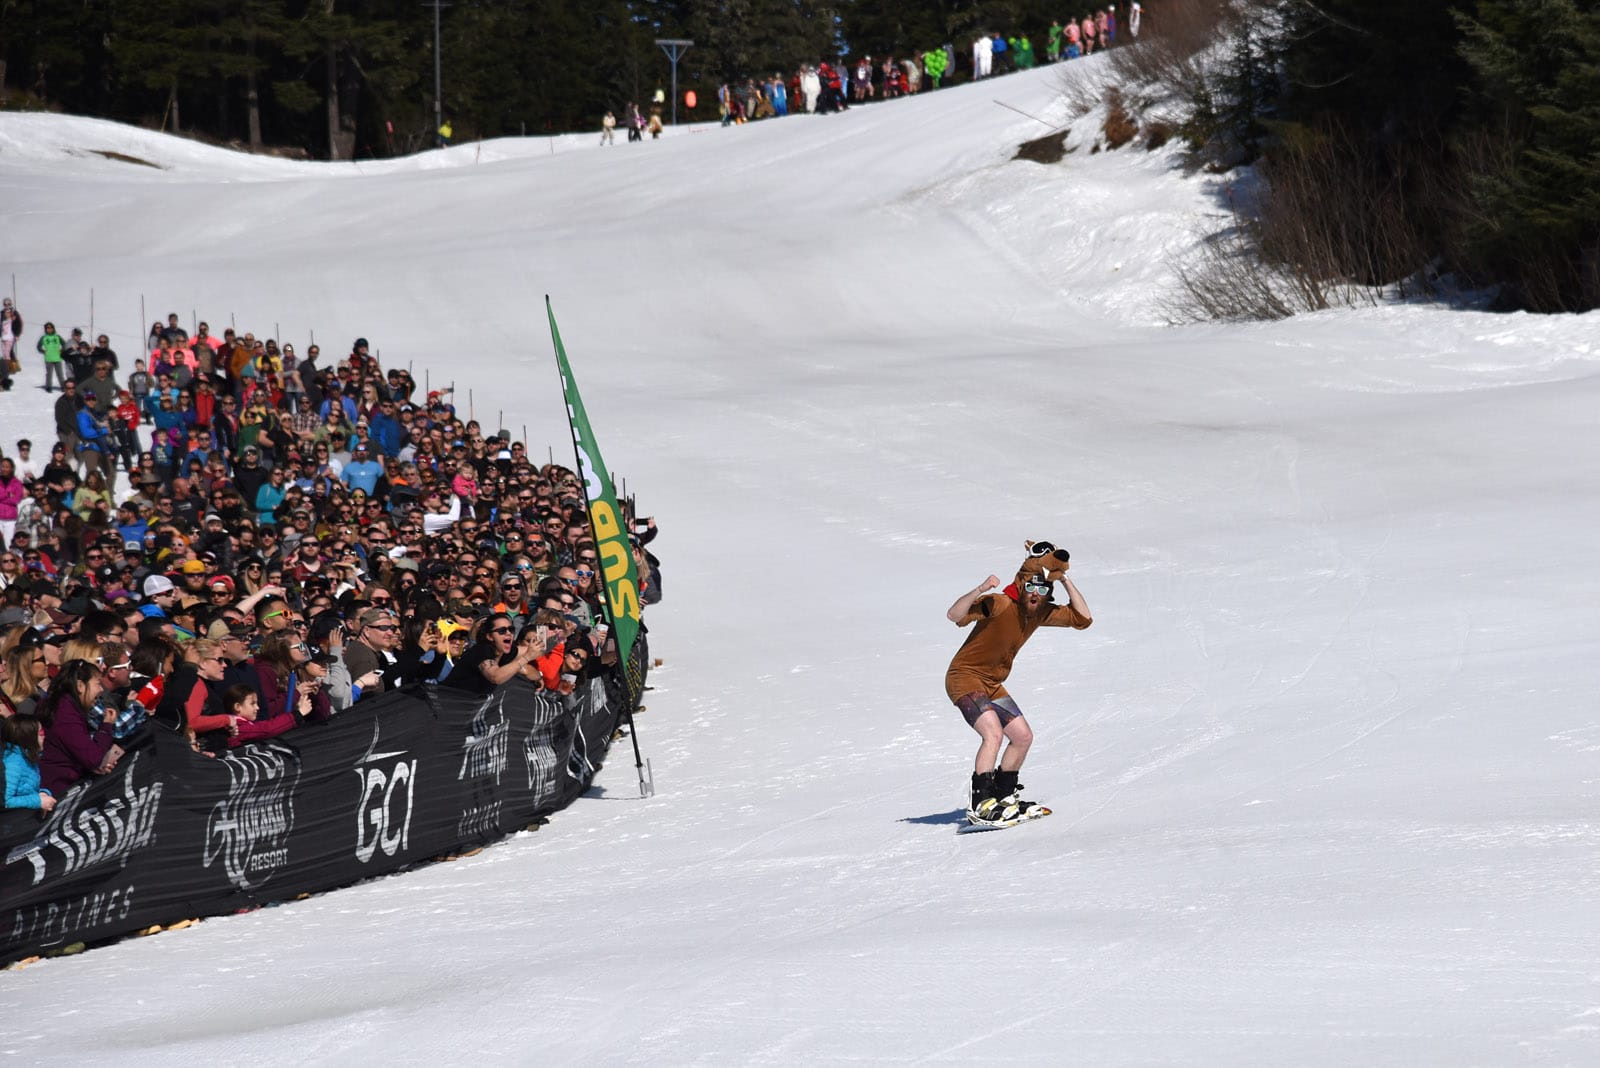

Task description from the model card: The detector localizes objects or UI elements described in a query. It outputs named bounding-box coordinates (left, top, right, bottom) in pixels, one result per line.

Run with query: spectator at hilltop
left=0, top=300, right=22, bottom=391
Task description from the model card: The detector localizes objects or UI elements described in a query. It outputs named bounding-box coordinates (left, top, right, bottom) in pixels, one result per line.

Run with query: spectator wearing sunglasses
left=255, top=595, right=293, bottom=635
left=553, top=565, right=592, bottom=627
left=250, top=633, right=331, bottom=727
left=342, top=607, right=398, bottom=700
left=570, top=560, right=603, bottom=615
left=445, top=612, right=537, bottom=696
left=495, top=570, right=532, bottom=626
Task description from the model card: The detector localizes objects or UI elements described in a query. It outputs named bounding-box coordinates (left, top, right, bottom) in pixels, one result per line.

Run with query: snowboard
left=963, top=805, right=1052, bottom=832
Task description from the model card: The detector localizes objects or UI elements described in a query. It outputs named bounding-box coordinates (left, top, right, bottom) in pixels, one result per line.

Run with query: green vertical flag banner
left=546, top=297, right=642, bottom=666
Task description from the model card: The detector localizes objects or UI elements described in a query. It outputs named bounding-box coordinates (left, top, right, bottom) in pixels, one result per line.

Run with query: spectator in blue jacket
left=340, top=443, right=382, bottom=495
left=3, top=713, right=55, bottom=816
left=369, top=400, right=401, bottom=458
left=75, top=392, right=118, bottom=492
left=319, top=388, right=358, bottom=425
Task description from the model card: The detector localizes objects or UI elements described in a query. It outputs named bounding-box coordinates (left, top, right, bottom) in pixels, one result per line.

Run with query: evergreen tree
left=1457, top=0, right=1600, bottom=310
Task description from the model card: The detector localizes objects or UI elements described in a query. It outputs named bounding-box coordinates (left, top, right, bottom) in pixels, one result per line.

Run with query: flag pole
left=546, top=295, right=653, bottom=798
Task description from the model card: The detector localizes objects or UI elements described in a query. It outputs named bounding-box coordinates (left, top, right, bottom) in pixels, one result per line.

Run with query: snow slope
left=3, top=59, right=1599, bottom=1066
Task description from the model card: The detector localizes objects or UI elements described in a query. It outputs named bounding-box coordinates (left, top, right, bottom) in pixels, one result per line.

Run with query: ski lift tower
left=654, top=38, right=694, bottom=127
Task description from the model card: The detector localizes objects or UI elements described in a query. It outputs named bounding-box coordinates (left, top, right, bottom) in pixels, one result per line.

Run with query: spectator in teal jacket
left=37, top=322, right=67, bottom=393
left=255, top=466, right=289, bottom=524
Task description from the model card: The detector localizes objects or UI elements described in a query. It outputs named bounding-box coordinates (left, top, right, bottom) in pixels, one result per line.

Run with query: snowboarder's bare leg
left=958, top=693, right=1027, bottom=774
left=969, top=707, right=1005, bottom=775
left=998, top=713, right=1033, bottom=773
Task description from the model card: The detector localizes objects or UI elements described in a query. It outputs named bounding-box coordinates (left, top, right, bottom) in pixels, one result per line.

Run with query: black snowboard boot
left=969, top=771, right=1002, bottom=822
left=993, top=768, right=1020, bottom=807
left=992, top=768, right=1044, bottom=821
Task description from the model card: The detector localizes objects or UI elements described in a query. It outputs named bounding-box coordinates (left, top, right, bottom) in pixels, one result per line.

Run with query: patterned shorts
left=954, top=692, right=1023, bottom=728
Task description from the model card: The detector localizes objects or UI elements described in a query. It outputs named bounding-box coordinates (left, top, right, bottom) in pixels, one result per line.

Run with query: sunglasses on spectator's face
left=575, top=569, right=595, bottom=579
left=489, top=626, right=513, bottom=636
left=366, top=623, right=398, bottom=632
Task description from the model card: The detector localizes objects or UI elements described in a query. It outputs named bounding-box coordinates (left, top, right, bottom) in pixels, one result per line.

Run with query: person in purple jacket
left=39, top=659, right=122, bottom=797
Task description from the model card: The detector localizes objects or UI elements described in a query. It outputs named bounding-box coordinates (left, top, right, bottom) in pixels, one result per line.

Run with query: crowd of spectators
left=700, top=4, right=1141, bottom=127
left=0, top=303, right=661, bottom=829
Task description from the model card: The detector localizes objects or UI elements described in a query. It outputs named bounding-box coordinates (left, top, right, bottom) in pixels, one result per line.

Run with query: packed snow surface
left=3, top=60, right=1599, bottom=1066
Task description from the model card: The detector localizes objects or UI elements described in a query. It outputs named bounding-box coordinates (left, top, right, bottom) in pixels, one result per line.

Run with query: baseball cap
left=206, top=619, right=254, bottom=641
left=356, top=607, right=392, bottom=628
left=179, top=559, right=208, bottom=575
left=143, top=574, right=175, bottom=597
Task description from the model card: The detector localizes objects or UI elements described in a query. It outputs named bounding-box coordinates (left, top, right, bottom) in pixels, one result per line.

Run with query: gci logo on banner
left=355, top=719, right=417, bottom=864
left=8, top=752, right=163, bottom=887
left=203, top=743, right=301, bottom=891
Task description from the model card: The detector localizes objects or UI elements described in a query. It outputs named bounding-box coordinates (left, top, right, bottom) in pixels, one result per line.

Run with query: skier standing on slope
left=944, top=541, right=1091, bottom=825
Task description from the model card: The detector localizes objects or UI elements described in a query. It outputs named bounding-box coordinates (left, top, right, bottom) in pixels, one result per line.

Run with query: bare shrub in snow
left=1102, top=88, right=1138, bottom=150
left=1143, top=119, right=1175, bottom=151
left=1015, top=128, right=1072, bottom=164
left=1166, top=213, right=1294, bottom=322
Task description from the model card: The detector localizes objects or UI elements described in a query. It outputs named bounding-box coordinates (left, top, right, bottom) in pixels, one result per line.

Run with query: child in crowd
left=3, top=713, right=55, bottom=815
left=220, top=682, right=299, bottom=747
left=128, top=359, right=152, bottom=415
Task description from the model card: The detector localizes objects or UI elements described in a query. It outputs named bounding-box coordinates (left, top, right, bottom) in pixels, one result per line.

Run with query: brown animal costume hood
left=1006, top=540, right=1070, bottom=600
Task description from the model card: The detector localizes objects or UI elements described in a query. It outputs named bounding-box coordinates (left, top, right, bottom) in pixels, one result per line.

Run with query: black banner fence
left=0, top=638, right=646, bottom=964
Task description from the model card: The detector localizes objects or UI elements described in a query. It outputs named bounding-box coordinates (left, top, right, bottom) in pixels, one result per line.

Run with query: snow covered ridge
left=0, top=110, right=608, bottom=181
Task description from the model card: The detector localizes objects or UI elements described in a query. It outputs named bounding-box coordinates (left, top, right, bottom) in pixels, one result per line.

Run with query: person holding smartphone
left=445, top=612, right=534, bottom=695
left=520, top=611, right=568, bottom=690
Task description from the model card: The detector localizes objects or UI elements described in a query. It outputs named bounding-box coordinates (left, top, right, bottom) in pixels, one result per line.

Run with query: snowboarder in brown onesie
left=945, top=540, right=1092, bottom=824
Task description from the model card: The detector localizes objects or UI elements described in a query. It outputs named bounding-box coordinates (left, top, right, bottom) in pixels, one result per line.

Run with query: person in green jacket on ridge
left=1048, top=20, right=1063, bottom=62
left=36, top=322, right=67, bottom=393
left=1018, top=35, right=1036, bottom=69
